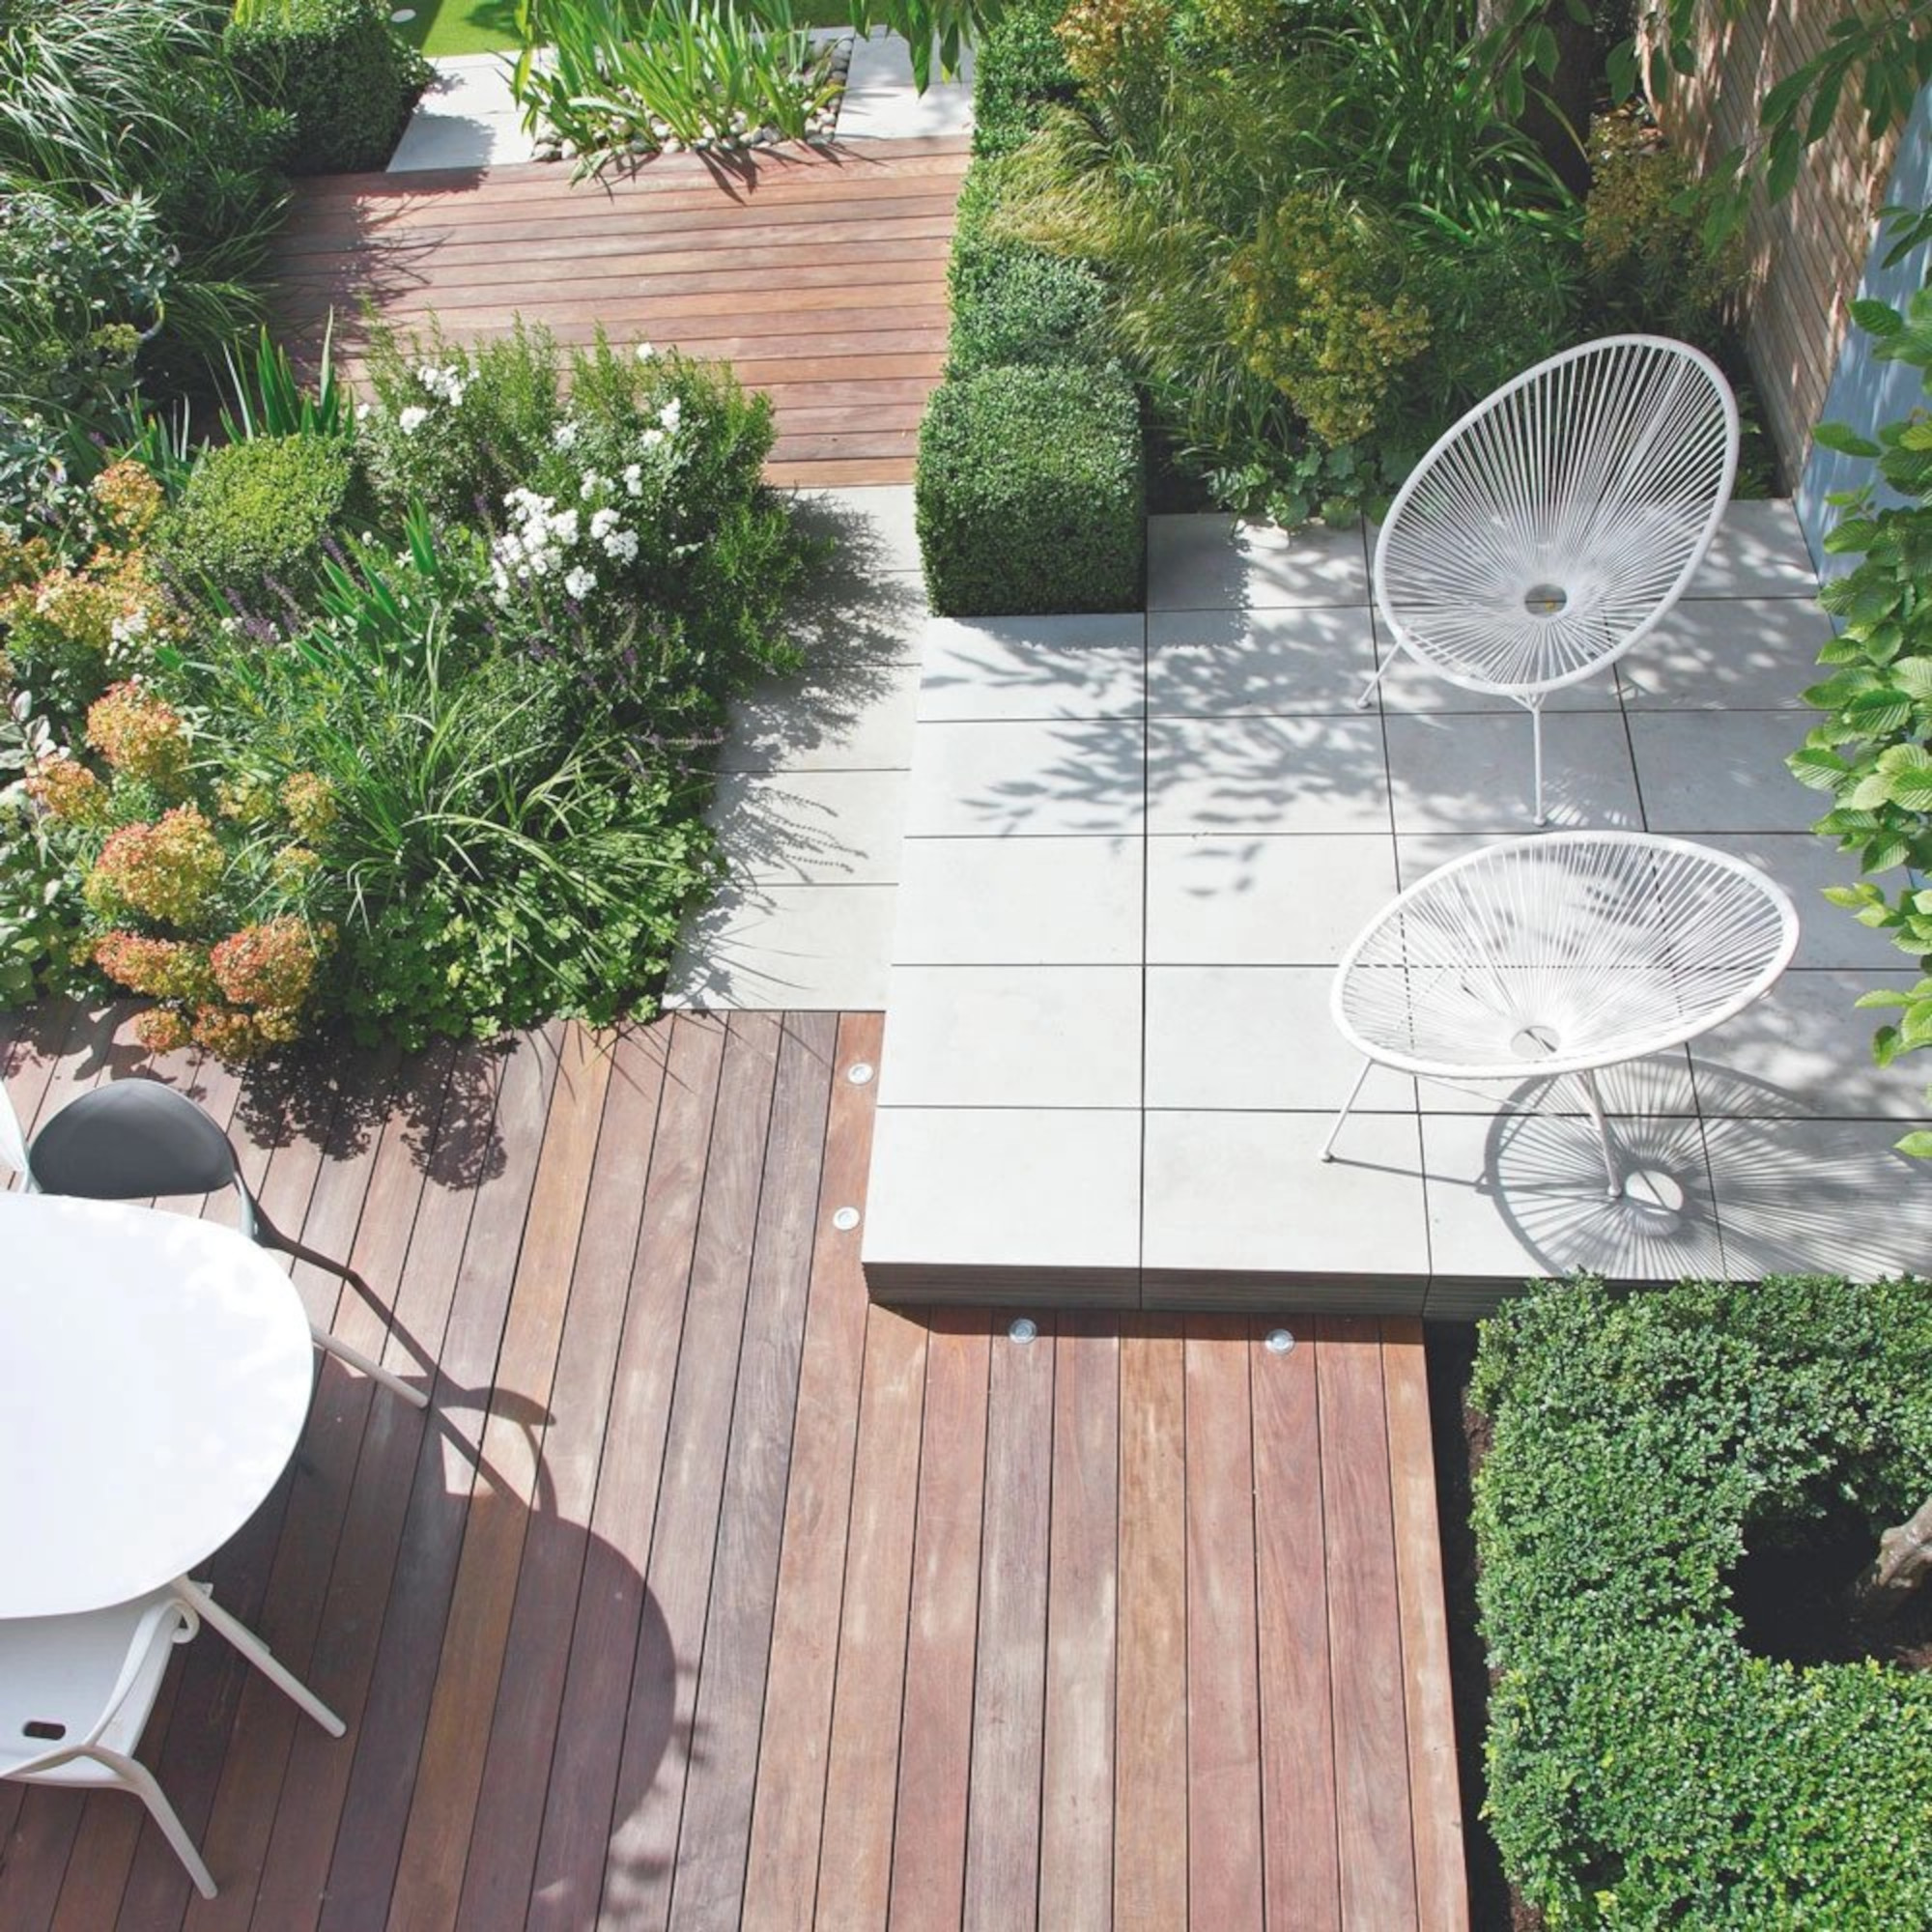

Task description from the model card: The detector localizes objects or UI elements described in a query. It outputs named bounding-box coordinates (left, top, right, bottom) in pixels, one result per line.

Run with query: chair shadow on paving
left=1471, top=1057, right=1927, bottom=1283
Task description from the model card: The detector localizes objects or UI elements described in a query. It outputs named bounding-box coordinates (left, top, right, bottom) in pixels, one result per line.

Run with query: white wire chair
left=1360, top=334, right=1741, bottom=823
left=1321, top=834, right=1799, bottom=1199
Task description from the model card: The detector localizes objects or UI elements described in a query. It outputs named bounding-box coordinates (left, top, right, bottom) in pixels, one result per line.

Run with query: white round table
left=0, top=1193, right=315, bottom=1619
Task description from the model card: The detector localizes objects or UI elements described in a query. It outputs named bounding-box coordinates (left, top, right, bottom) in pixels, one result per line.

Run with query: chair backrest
left=0, top=1081, right=28, bottom=1179
left=1373, top=334, right=1740, bottom=696
left=27, top=1080, right=241, bottom=1203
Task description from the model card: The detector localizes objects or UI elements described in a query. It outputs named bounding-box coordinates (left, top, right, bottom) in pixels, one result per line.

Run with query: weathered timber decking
left=270, top=138, right=967, bottom=488
left=0, top=1001, right=1464, bottom=1931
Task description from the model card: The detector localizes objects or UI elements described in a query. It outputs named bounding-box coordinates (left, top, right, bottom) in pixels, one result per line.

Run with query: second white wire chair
left=1322, top=833, right=1799, bottom=1199
left=1361, top=334, right=1741, bottom=822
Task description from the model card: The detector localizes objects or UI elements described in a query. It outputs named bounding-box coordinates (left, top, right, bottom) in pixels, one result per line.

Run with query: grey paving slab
left=1422, top=1110, right=1725, bottom=1285
left=1142, top=1110, right=1430, bottom=1278
left=1147, top=516, right=1371, bottom=611
left=387, top=53, right=537, bottom=172
left=718, top=659, right=921, bottom=772
left=708, top=769, right=907, bottom=884
left=836, top=30, right=975, bottom=138
left=1371, top=650, right=1621, bottom=714
left=1703, top=1117, right=1932, bottom=1280
left=1147, top=606, right=1375, bottom=716
left=1688, top=970, right=1930, bottom=1120
left=903, top=720, right=1145, bottom=837
left=1618, top=596, right=1833, bottom=710
left=667, top=881, right=896, bottom=1009
left=1693, top=834, right=1909, bottom=971
left=919, top=614, right=1146, bottom=721
left=1145, top=834, right=1400, bottom=964
left=789, top=484, right=922, bottom=577
left=863, top=1106, right=1142, bottom=1270
left=1144, top=966, right=1415, bottom=1112
left=1629, top=710, right=1819, bottom=832
left=894, top=835, right=1143, bottom=965
left=1685, top=497, right=1818, bottom=599
left=1383, top=711, right=1642, bottom=833
left=1147, top=716, right=1390, bottom=835
left=878, top=966, right=1141, bottom=1107
left=1410, top=1049, right=1700, bottom=1118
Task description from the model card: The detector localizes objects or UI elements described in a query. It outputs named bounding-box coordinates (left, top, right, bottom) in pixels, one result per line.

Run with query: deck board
left=0, top=1009, right=1464, bottom=1929
left=269, top=139, right=966, bottom=490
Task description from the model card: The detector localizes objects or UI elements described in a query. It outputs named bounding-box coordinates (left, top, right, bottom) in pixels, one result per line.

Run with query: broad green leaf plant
left=1791, top=291, right=1932, bottom=1158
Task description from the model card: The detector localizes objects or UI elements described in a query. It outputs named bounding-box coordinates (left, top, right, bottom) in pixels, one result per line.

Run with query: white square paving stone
left=1370, top=651, right=1622, bottom=714
left=718, top=659, right=921, bottom=772
left=1383, top=711, right=1641, bottom=833
left=1147, top=717, right=1390, bottom=835
left=788, top=484, right=923, bottom=577
left=1147, top=606, right=1376, bottom=716
left=863, top=1106, right=1142, bottom=1272
left=1692, top=834, right=1908, bottom=971
left=1145, top=835, right=1400, bottom=964
left=1147, top=516, right=1370, bottom=611
left=1687, top=970, right=1931, bottom=1121
left=708, top=769, right=908, bottom=884
left=903, top=720, right=1145, bottom=838
left=1143, top=966, right=1415, bottom=1111
left=1628, top=711, right=1820, bottom=832
left=1141, top=1110, right=1430, bottom=1279
left=1422, top=1110, right=1724, bottom=1285
left=667, top=882, right=896, bottom=1009
left=893, top=835, right=1143, bottom=965
left=1685, top=498, right=1818, bottom=599
left=878, top=966, right=1141, bottom=1107
left=1702, top=1118, right=1932, bottom=1280
left=919, top=614, right=1146, bottom=721
left=1617, top=596, right=1833, bottom=711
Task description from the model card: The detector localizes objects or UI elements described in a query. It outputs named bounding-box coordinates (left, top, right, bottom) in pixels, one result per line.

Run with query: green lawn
left=390, top=0, right=852, bottom=58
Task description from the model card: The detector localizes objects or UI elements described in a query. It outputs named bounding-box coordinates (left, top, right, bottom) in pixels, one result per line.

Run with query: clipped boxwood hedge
left=971, top=0, right=1077, bottom=158
left=226, top=0, right=430, bottom=176
left=1471, top=1274, right=1932, bottom=1927
left=159, top=433, right=360, bottom=604
left=949, top=243, right=1109, bottom=374
left=917, top=364, right=1143, bottom=614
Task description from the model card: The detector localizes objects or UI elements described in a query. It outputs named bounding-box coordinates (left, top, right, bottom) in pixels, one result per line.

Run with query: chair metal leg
left=172, top=1577, right=346, bottom=1738
left=1577, top=1069, right=1622, bottom=1200
left=251, top=1205, right=359, bottom=1288
left=110, top=1751, right=217, bottom=1898
left=312, top=1324, right=429, bottom=1408
left=1528, top=697, right=1548, bottom=826
left=1355, top=661, right=1389, bottom=710
left=1320, top=1059, right=1374, bottom=1162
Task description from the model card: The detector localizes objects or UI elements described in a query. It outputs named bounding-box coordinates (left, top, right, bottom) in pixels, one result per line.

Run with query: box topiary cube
left=916, top=365, right=1144, bottom=616
left=226, top=0, right=431, bottom=176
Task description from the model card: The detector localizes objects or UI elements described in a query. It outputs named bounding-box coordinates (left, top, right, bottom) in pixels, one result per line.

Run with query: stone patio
left=822, top=500, right=1932, bottom=1313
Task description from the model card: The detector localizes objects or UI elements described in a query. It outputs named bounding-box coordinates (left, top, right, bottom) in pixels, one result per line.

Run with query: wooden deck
left=270, top=138, right=967, bottom=488
left=0, top=1002, right=1465, bottom=1931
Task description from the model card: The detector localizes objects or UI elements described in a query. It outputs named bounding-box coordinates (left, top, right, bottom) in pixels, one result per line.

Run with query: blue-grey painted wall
left=1799, top=84, right=1932, bottom=578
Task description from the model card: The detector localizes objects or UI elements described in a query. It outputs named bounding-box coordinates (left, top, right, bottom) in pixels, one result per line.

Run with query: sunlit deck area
left=0, top=1003, right=1463, bottom=1930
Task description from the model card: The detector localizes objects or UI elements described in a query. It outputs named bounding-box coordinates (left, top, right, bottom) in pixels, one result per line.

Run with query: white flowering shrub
left=355, top=318, right=811, bottom=724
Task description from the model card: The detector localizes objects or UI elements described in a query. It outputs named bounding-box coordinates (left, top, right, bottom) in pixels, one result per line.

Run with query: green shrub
left=1790, top=290, right=1932, bottom=1151
left=226, top=0, right=430, bottom=176
left=1472, top=1275, right=1932, bottom=1926
left=971, top=0, right=1078, bottom=157
left=160, top=434, right=358, bottom=606
left=1581, top=105, right=1743, bottom=354
left=917, top=363, right=1144, bottom=614
left=949, top=242, right=1111, bottom=373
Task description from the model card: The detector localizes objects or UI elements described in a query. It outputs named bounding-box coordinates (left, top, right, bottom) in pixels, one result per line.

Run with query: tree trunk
left=1850, top=1492, right=1932, bottom=1623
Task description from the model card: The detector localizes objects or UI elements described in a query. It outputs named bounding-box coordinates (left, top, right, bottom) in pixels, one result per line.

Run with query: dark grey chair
left=26, top=1081, right=427, bottom=1408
